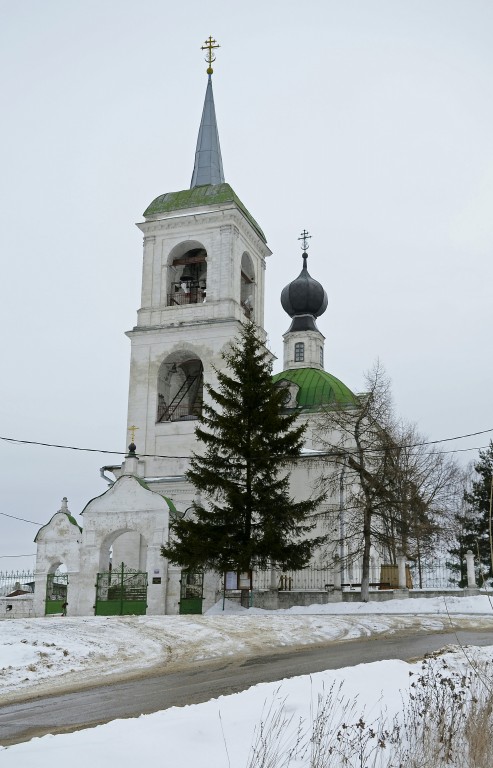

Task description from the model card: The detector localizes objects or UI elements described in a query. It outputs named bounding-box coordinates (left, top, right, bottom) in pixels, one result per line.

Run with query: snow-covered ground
left=0, top=595, right=491, bottom=702
left=1, top=595, right=492, bottom=766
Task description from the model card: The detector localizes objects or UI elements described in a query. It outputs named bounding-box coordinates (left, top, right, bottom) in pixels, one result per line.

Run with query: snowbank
left=1, top=595, right=491, bottom=701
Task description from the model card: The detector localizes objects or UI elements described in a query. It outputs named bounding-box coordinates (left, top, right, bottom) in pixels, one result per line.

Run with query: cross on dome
left=298, top=229, right=311, bottom=252
left=201, top=36, right=220, bottom=74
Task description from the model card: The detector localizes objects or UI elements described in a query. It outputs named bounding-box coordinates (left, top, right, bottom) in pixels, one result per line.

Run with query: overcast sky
left=1, top=1, right=492, bottom=571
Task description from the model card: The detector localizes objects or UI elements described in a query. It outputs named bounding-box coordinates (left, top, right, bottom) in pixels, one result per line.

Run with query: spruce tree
left=161, top=322, right=324, bottom=574
left=452, top=442, right=493, bottom=586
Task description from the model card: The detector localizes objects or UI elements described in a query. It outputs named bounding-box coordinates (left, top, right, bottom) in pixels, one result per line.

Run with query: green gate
left=95, top=562, right=148, bottom=616
left=179, top=571, right=204, bottom=614
left=45, top=571, right=69, bottom=615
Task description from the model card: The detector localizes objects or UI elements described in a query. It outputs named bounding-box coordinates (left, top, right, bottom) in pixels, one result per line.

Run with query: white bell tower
left=124, top=46, right=271, bottom=482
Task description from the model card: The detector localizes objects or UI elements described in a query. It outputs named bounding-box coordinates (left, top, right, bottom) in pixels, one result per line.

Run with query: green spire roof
left=143, top=182, right=266, bottom=242
left=272, top=367, right=357, bottom=410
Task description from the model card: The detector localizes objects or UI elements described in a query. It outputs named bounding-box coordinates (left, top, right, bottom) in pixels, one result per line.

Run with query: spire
left=190, top=37, right=225, bottom=189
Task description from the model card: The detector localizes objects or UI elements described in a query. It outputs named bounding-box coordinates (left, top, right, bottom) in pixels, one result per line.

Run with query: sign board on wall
left=224, top=571, right=252, bottom=590
left=225, top=571, right=237, bottom=590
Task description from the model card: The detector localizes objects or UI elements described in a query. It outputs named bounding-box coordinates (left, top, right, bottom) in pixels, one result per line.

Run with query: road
left=1, top=628, right=492, bottom=746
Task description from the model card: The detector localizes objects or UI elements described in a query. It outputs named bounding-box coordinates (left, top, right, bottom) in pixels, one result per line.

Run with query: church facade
left=34, top=47, right=369, bottom=618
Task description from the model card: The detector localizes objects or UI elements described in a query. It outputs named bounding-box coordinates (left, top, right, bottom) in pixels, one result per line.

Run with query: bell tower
left=125, top=39, right=271, bottom=480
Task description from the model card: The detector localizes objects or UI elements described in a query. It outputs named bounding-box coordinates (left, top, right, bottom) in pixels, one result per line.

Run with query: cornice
left=137, top=206, right=271, bottom=260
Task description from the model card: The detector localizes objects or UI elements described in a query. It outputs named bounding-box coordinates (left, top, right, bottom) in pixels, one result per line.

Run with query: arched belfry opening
left=240, top=251, right=255, bottom=318
left=157, top=352, right=204, bottom=422
left=166, top=241, right=207, bottom=306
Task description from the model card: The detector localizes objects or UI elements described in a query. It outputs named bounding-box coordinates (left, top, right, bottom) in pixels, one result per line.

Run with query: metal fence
left=409, top=560, right=460, bottom=590
left=253, top=560, right=461, bottom=592
left=254, top=568, right=338, bottom=592
left=0, top=571, right=35, bottom=596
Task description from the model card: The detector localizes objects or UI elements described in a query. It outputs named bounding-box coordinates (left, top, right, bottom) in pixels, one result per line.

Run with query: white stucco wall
left=34, top=507, right=82, bottom=618
left=76, top=475, right=171, bottom=616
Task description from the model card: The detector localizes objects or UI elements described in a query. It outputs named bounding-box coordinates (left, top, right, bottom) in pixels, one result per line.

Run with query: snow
left=0, top=658, right=411, bottom=766
left=0, top=595, right=492, bottom=766
left=206, top=593, right=493, bottom=615
left=0, top=595, right=491, bottom=701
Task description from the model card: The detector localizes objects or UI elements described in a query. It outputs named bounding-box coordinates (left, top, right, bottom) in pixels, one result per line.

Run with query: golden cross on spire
left=201, top=35, right=220, bottom=75
left=127, top=425, right=139, bottom=443
left=298, top=229, right=312, bottom=252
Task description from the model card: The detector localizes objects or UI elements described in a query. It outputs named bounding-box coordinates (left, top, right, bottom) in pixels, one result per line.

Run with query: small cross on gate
left=128, top=425, right=139, bottom=443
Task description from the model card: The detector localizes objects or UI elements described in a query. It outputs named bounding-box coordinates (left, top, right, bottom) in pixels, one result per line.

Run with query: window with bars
left=294, top=342, right=304, bottom=362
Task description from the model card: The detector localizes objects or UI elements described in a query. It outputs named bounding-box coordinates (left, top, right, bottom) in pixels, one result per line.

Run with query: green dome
left=272, top=368, right=357, bottom=410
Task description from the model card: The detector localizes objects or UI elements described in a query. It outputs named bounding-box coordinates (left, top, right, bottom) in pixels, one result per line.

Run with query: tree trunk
left=361, top=509, right=371, bottom=602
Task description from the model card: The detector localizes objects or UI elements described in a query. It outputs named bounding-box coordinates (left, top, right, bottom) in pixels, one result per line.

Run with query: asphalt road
left=1, top=628, right=492, bottom=746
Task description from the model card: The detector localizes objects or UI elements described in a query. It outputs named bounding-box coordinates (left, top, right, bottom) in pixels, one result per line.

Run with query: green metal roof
left=272, top=368, right=357, bottom=411
left=143, top=183, right=266, bottom=242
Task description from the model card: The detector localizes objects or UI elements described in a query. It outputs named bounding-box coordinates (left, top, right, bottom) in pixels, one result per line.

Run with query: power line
left=0, top=512, right=44, bottom=525
left=0, top=553, right=36, bottom=558
left=400, top=428, right=493, bottom=448
left=1, top=427, right=492, bottom=460
left=0, top=435, right=188, bottom=459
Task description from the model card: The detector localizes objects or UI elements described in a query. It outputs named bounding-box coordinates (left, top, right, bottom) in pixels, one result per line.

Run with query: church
left=33, top=39, right=365, bottom=618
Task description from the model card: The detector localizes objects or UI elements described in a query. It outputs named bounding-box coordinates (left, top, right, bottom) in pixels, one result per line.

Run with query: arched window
left=157, top=353, right=204, bottom=422
left=167, top=242, right=207, bottom=306
left=294, top=342, right=304, bottom=362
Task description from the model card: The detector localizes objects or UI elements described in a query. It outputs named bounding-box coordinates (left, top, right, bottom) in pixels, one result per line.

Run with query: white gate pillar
left=394, top=552, right=409, bottom=598
left=464, top=550, right=478, bottom=592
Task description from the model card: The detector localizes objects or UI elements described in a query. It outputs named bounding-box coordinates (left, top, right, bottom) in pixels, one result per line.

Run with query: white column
left=396, top=552, right=408, bottom=591
left=465, top=550, right=476, bottom=588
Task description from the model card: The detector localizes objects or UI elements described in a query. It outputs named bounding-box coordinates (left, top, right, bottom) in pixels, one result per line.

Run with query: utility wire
left=398, top=428, right=493, bottom=448
left=1, top=428, right=492, bottom=460
left=0, top=512, right=44, bottom=525
left=0, top=553, right=36, bottom=558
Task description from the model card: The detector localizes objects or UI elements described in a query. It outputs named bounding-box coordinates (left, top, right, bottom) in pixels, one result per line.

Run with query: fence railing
left=0, top=571, right=35, bottom=596
left=254, top=568, right=338, bottom=592
left=252, top=561, right=461, bottom=592
left=157, top=403, right=201, bottom=422
left=409, top=560, right=460, bottom=589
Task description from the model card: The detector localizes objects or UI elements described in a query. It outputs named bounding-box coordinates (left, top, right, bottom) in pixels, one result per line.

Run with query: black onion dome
left=281, top=253, right=328, bottom=318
